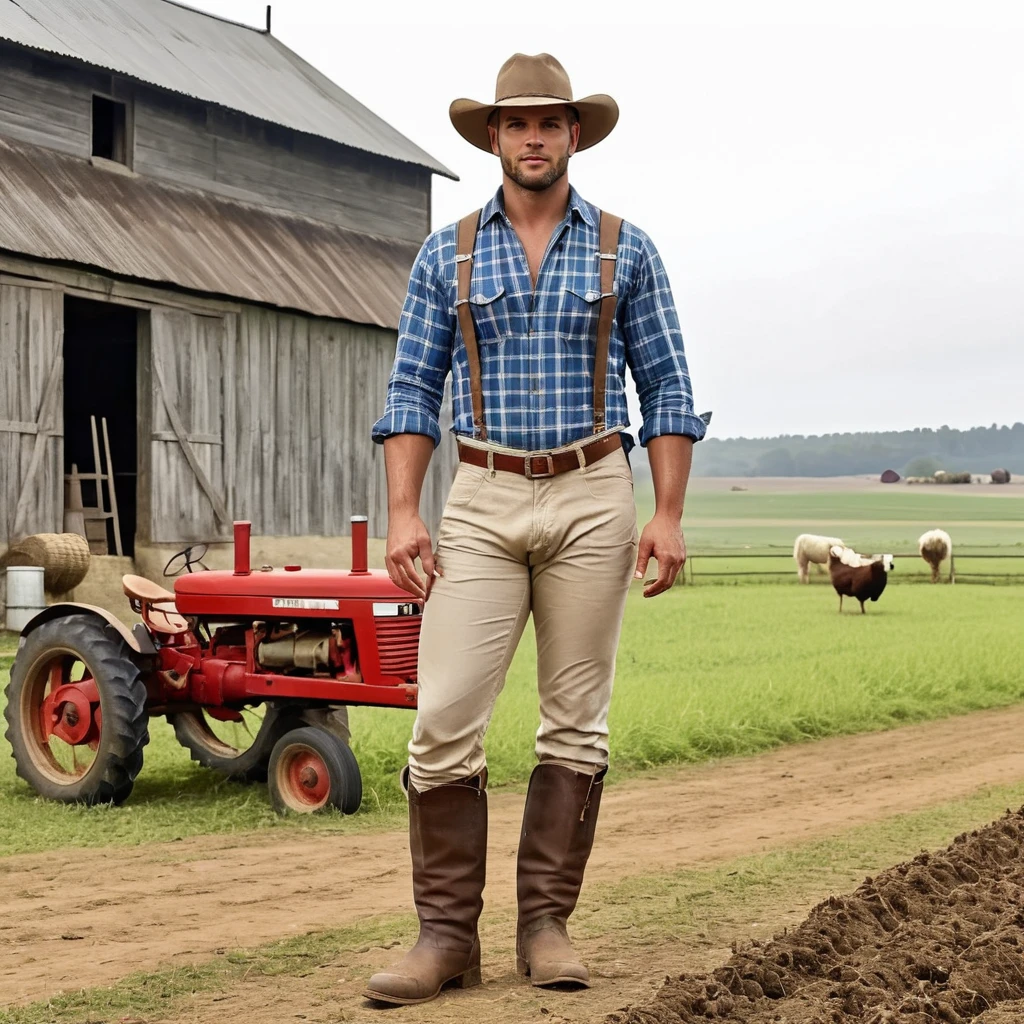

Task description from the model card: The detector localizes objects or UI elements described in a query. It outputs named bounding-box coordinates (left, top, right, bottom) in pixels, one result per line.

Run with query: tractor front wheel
left=3, top=615, right=149, bottom=805
left=267, top=726, right=362, bottom=816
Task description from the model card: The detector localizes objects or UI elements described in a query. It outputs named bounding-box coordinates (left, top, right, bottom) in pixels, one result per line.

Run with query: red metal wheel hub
left=285, top=749, right=330, bottom=807
left=39, top=678, right=100, bottom=747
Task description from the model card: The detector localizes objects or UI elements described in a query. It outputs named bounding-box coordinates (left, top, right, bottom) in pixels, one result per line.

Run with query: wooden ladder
left=64, top=415, right=122, bottom=556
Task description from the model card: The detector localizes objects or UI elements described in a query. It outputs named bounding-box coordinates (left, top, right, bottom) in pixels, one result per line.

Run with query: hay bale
left=991, top=468, right=1011, bottom=484
left=880, top=469, right=901, bottom=483
left=0, top=533, right=91, bottom=593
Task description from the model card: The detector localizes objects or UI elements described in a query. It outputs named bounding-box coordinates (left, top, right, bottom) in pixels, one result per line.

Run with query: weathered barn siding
left=0, top=48, right=430, bottom=243
left=142, top=308, right=232, bottom=545
left=140, top=304, right=457, bottom=545
left=0, top=280, right=64, bottom=545
left=0, top=46, right=97, bottom=157
left=133, top=92, right=431, bottom=242
left=224, top=308, right=456, bottom=540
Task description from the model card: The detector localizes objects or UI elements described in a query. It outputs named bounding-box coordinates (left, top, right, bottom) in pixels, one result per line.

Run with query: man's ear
left=488, top=123, right=500, bottom=157
left=568, top=120, right=581, bottom=156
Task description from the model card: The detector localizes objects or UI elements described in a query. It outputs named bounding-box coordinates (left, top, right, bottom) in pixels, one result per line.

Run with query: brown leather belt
left=457, top=432, right=623, bottom=479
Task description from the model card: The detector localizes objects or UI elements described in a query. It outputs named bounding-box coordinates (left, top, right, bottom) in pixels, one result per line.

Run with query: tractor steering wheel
left=163, top=544, right=210, bottom=577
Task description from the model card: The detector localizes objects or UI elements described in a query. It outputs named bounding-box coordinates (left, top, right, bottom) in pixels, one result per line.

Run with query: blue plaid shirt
left=371, top=186, right=706, bottom=452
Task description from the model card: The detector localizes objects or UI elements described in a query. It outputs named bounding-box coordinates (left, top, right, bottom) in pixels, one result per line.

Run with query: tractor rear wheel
left=3, top=615, right=149, bottom=805
left=170, top=704, right=353, bottom=784
left=169, top=704, right=284, bottom=782
left=267, top=726, right=362, bottom=815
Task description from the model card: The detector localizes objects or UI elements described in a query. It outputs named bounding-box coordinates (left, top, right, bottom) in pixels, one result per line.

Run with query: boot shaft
left=517, top=763, right=605, bottom=925
left=409, top=771, right=488, bottom=949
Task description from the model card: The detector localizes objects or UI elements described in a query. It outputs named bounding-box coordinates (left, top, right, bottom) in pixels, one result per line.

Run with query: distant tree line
left=678, top=423, right=1024, bottom=478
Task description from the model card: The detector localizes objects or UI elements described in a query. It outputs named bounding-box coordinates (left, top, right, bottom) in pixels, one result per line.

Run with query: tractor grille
left=374, top=616, right=420, bottom=680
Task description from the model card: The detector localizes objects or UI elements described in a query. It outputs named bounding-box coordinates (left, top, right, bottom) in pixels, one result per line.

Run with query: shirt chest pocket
left=557, top=279, right=604, bottom=345
left=464, top=287, right=509, bottom=345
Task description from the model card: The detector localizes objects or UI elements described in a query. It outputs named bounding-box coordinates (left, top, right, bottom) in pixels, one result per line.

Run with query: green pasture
left=3, top=584, right=1023, bottom=857
left=634, top=482, right=1023, bottom=564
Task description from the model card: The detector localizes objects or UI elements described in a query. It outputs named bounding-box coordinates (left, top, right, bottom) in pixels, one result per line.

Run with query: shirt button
left=585, top=291, right=599, bottom=302
left=472, top=293, right=484, bottom=303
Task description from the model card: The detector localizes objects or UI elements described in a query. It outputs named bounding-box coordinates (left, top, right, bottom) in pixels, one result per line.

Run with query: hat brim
left=449, top=93, right=619, bottom=154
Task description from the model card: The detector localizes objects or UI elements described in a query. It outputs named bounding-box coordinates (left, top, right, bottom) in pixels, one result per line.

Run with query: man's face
left=488, top=105, right=580, bottom=192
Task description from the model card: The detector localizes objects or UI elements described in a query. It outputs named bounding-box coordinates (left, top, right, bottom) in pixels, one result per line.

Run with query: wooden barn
left=0, top=0, right=458, bottom=592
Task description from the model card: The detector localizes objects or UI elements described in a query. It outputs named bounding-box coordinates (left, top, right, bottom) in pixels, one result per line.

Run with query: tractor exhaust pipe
left=233, top=521, right=252, bottom=575
left=350, top=515, right=368, bottom=575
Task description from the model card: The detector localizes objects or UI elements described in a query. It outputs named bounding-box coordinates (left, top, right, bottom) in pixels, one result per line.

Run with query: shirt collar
left=479, top=185, right=596, bottom=229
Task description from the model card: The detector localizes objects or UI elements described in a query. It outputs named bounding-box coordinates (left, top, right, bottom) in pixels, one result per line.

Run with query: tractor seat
left=122, top=574, right=189, bottom=635
left=122, top=574, right=176, bottom=605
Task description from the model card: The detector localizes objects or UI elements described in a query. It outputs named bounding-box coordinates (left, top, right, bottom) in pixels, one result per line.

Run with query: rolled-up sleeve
left=621, top=232, right=707, bottom=446
left=371, top=237, right=454, bottom=447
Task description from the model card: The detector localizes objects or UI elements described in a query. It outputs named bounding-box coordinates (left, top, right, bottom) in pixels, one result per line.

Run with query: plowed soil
left=613, top=809, right=1024, bottom=1023
left=4, top=704, right=1024, bottom=1019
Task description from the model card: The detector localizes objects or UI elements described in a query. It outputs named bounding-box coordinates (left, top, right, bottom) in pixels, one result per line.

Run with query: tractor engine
left=254, top=623, right=359, bottom=678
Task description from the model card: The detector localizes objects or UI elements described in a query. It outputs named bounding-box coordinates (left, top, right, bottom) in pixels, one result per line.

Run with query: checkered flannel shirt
left=371, top=186, right=706, bottom=453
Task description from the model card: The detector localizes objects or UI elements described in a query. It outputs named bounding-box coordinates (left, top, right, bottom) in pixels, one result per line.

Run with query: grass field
left=3, top=583, right=1022, bottom=856
left=635, top=480, right=1024, bottom=576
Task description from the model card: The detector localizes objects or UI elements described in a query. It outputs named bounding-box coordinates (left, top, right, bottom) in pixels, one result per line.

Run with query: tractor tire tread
left=3, top=614, right=148, bottom=805
left=169, top=704, right=284, bottom=783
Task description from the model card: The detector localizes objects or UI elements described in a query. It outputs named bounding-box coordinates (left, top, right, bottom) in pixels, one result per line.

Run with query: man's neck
left=501, top=176, right=571, bottom=232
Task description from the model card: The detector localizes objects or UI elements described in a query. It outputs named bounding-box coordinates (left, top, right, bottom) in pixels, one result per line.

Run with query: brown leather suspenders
left=454, top=208, right=623, bottom=442
left=455, top=209, right=486, bottom=440
left=593, top=211, right=623, bottom=434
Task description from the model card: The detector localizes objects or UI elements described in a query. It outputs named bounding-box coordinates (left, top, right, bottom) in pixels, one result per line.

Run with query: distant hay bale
left=880, top=469, right=900, bottom=483
left=0, top=533, right=91, bottom=593
left=991, top=468, right=1011, bottom=484
left=934, top=471, right=971, bottom=484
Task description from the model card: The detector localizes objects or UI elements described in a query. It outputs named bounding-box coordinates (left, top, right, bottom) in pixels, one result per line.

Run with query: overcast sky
left=197, top=0, right=1021, bottom=441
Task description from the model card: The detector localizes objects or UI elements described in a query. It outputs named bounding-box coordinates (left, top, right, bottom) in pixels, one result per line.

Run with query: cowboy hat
left=449, top=53, right=619, bottom=153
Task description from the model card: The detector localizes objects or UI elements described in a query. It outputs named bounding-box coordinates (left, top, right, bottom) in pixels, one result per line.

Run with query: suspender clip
left=596, top=252, right=617, bottom=260
left=455, top=253, right=473, bottom=263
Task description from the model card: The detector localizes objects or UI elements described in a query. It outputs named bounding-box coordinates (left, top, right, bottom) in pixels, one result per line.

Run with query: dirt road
left=4, top=704, right=1024, bottom=1010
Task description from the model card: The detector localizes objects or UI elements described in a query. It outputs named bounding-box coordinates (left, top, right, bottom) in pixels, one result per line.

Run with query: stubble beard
left=501, top=150, right=570, bottom=192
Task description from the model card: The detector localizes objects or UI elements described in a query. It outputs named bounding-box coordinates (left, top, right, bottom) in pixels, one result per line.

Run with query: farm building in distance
left=0, top=0, right=458, bottom=599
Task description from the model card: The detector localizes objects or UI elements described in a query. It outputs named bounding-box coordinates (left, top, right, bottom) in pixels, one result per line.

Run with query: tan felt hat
left=449, top=53, right=619, bottom=153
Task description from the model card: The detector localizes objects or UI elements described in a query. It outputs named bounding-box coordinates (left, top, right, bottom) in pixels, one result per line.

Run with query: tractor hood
left=173, top=567, right=416, bottom=617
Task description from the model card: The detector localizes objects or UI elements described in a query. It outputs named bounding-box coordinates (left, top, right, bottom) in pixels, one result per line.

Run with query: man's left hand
left=634, top=514, right=687, bottom=597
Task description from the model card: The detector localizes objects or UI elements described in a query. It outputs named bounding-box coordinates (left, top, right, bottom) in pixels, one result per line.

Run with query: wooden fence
left=683, top=549, right=1024, bottom=585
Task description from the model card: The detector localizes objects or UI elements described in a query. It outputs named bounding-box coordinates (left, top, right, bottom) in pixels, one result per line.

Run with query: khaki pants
left=408, top=440, right=639, bottom=791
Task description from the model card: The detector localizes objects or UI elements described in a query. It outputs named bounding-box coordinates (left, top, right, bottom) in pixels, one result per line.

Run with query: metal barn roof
left=0, top=0, right=455, bottom=179
left=0, top=135, right=418, bottom=328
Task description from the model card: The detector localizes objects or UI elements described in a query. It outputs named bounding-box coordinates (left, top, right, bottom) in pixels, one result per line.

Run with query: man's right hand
left=385, top=513, right=438, bottom=600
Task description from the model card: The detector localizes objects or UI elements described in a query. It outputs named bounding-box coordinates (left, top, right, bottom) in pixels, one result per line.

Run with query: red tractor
left=3, top=519, right=420, bottom=814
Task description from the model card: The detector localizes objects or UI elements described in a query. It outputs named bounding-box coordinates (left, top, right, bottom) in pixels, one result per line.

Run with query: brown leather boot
left=364, top=770, right=487, bottom=1005
left=516, top=763, right=605, bottom=987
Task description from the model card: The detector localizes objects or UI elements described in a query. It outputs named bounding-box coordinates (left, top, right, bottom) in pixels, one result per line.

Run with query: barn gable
left=0, top=0, right=454, bottom=178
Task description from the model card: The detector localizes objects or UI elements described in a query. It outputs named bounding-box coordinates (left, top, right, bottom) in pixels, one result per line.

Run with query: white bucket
left=5, top=565, right=46, bottom=632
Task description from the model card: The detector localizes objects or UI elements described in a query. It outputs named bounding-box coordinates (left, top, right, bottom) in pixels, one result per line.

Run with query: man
left=365, top=53, right=706, bottom=1005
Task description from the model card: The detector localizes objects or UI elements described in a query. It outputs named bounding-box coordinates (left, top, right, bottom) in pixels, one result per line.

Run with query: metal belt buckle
left=525, top=453, right=555, bottom=479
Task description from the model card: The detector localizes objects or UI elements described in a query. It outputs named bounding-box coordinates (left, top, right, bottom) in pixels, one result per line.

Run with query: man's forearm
left=646, top=434, right=694, bottom=521
left=383, top=434, right=435, bottom=518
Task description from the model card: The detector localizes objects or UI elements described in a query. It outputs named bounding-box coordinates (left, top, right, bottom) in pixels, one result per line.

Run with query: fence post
left=950, top=553, right=955, bottom=585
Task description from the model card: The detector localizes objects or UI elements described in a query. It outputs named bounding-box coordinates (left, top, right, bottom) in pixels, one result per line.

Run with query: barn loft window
left=92, top=95, right=129, bottom=164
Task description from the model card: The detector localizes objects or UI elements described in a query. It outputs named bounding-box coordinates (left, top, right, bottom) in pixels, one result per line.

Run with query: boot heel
left=516, top=955, right=529, bottom=976
left=455, top=964, right=482, bottom=988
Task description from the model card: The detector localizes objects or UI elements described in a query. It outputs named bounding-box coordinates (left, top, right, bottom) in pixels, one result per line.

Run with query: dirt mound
left=611, top=807, right=1024, bottom=1023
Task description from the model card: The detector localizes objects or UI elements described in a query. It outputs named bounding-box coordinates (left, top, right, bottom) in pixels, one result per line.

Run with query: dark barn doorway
left=63, top=297, right=140, bottom=556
